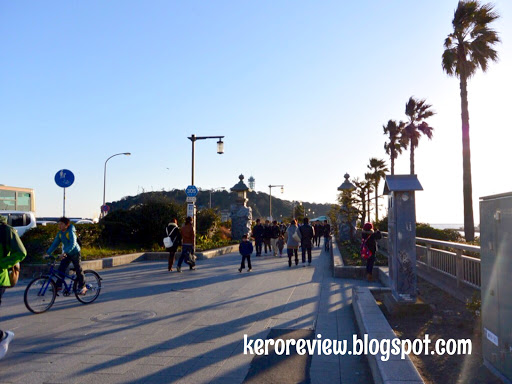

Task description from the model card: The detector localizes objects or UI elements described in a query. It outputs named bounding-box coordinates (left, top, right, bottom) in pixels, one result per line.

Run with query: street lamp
left=268, top=184, right=284, bottom=221
left=188, top=134, right=225, bottom=246
left=209, top=187, right=225, bottom=209
left=102, top=152, right=131, bottom=217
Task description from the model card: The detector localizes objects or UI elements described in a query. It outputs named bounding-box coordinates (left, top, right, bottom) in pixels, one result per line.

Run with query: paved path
left=0, top=243, right=373, bottom=384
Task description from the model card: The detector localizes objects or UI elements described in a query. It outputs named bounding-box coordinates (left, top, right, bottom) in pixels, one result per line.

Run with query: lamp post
left=268, top=184, right=284, bottom=221
left=102, top=152, right=131, bottom=217
left=209, top=187, right=225, bottom=209
left=188, top=134, right=225, bottom=246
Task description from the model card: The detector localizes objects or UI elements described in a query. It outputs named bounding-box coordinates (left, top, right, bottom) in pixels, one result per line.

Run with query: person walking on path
left=238, top=234, right=254, bottom=272
left=276, top=235, right=285, bottom=257
left=165, top=219, right=182, bottom=271
left=270, top=221, right=280, bottom=257
left=263, top=220, right=272, bottom=255
left=313, top=221, right=321, bottom=247
left=362, top=222, right=382, bottom=281
left=323, top=220, right=331, bottom=251
left=0, top=215, right=27, bottom=360
left=298, top=217, right=315, bottom=266
left=177, top=217, right=196, bottom=273
left=44, top=217, right=87, bottom=295
left=252, top=219, right=264, bottom=257
left=284, top=219, right=300, bottom=267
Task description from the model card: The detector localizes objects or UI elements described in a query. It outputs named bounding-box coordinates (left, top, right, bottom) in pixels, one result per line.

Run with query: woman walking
left=362, top=222, right=382, bottom=281
left=284, top=219, right=300, bottom=267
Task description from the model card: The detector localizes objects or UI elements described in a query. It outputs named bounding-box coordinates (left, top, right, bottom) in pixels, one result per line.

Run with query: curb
left=352, top=286, right=425, bottom=384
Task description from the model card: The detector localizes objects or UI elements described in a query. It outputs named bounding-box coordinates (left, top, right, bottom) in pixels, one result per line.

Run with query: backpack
left=361, top=236, right=373, bottom=259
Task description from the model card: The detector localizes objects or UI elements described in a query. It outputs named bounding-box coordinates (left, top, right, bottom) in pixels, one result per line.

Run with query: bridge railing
left=378, top=232, right=481, bottom=289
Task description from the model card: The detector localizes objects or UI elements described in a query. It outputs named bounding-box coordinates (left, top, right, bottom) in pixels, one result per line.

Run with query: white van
left=0, top=211, right=37, bottom=237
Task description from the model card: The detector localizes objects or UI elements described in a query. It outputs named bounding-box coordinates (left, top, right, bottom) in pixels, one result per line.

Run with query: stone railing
left=379, top=232, right=481, bottom=289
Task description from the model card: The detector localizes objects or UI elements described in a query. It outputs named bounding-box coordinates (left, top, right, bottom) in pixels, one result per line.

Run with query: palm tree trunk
left=460, top=76, right=475, bottom=241
left=410, top=139, right=415, bottom=174
left=375, top=181, right=379, bottom=222
left=361, top=195, right=366, bottom=225
left=367, top=190, right=371, bottom=223
left=391, top=151, right=395, bottom=175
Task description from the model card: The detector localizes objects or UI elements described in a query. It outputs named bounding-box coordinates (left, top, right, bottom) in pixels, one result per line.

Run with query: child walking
left=276, top=235, right=285, bottom=257
left=238, top=234, right=253, bottom=272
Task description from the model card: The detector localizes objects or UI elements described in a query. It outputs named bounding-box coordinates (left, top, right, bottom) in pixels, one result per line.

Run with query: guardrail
left=378, top=232, right=481, bottom=290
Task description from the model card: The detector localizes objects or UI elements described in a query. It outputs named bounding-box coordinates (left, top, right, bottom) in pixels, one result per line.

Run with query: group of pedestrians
left=237, top=217, right=332, bottom=272
left=164, top=217, right=196, bottom=273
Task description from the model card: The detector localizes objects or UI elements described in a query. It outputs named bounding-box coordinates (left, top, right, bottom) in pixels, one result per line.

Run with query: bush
left=196, top=208, right=220, bottom=237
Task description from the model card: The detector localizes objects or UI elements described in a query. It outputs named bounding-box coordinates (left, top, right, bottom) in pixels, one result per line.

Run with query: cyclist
left=43, top=217, right=87, bottom=295
left=0, top=215, right=27, bottom=360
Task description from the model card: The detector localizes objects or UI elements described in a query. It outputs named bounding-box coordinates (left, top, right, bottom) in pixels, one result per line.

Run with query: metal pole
left=63, top=188, right=66, bottom=217
left=209, top=191, right=212, bottom=209
left=191, top=134, right=195, bottom=186
left=191, top=135, right=196, bottom=249
left=269, top=185, right=272, bottom=220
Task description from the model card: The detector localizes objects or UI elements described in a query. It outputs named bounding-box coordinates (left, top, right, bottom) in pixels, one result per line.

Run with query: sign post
left=55, top=169, right=75, bottom=217
left=186, top=185, right=199, bottom=247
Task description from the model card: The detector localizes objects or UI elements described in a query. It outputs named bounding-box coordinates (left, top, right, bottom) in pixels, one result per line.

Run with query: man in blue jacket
left=238, top=234, right=254, bottom=273
left=44, top=217, right=86, bottom=295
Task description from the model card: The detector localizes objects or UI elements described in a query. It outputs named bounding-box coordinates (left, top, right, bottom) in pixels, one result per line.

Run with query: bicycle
left=24, top=255, right=102, bottom=314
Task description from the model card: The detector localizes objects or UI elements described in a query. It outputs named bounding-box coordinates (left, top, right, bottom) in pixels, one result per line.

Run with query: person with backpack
left=165, top=218, right=182, bottom=272
left=0, top=215, right=27, bottom=360
left=361, top=222, right=382, bottom=281
left=44, top=217, right=87, bottom=295
left=298, top=217, right=315, bottom=266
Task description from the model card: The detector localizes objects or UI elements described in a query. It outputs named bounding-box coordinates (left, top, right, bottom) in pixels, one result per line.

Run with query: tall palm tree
left=364, top=172, right=374, bottom=223
left=442, top=1, right=500, bottom=242
left=383, top=119, right=407, bottom=175
left=403, top=97, right=435, bottom=175
left=368, top=158, right=388, bottom=223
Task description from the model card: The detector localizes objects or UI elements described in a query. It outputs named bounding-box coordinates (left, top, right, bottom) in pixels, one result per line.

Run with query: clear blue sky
left=1, top=1, right=511, bottom=224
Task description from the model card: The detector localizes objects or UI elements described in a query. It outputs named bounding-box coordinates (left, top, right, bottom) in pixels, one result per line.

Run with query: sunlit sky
left=1, top=1, right=511, bottom=224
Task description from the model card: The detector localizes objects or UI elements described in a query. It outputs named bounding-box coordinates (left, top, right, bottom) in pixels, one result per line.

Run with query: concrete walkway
left=0, top=243, right=373, bottom=384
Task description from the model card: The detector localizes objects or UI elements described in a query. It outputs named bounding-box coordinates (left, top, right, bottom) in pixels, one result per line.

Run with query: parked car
left=36, top=220, right=57, bottom=226
left=74, top=219, right=94, bottom=224
left=0, top=211, right=37, bottom=236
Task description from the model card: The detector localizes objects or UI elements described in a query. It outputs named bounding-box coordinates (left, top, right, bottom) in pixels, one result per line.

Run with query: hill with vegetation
left=107, top=189, right=332, bottom=221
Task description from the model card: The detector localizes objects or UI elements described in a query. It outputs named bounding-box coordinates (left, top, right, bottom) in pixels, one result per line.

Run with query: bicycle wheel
left=74, top=270, right=101, bottom=304
left=24, top=277, right=57, bottom=314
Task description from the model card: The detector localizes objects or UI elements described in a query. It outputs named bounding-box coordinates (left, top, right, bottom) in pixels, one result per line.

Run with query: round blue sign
left=186, top=185, right=198, bottom=197
left=55, top=169, right=75, bottom=188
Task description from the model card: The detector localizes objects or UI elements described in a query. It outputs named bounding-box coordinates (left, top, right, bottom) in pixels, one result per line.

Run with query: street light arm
left=188, top=135, right=225, bottom=141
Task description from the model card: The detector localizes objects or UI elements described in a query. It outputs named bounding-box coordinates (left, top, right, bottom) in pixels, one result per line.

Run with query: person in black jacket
left=165, top=219, right=182, bottom=272
left=298, top=217, right=315, bottom=266
left=252, top=219, right=264, bottom=256
left=263, top=220, right=272, bottom=255
left=362, top=222, right=382, bottom=281
left=323, top=220, right=331, bottom=251
left=270, top=221, right=280, bottom=257
left=238, top=234, right=254, bottom=272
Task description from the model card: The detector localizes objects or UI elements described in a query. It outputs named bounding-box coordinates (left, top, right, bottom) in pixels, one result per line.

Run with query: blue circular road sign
left=55, top=169, right=75, bottom=188
left=186, top=185, right=198, bottom=197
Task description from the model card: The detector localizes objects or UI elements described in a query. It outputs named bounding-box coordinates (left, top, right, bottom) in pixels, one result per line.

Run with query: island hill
left=106, top=189, right=332, bottom=221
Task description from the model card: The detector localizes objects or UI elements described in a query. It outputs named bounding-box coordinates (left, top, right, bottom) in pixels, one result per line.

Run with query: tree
left=364, top=172, right=374, bottom=223
left=442, top=0, right=500, bottom=241
left=367, top=158, right=388, bottom=223
left=383, top=120, right=407, bottom=175
left=403, top=97, right=435, bottom=175
left=353, top=178, right=368, bottom=225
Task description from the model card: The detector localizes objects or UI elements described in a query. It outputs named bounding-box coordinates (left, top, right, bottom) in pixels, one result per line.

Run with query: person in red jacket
left=177, top=217, right=196, bottom=273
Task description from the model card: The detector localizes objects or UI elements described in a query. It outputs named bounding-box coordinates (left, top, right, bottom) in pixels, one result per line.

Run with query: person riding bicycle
left=43, top=217, right=87, bottom=295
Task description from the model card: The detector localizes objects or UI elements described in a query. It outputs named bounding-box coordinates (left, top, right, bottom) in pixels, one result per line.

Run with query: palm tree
left=368, top=158, right=388, bottom=223
left=442, top=1, right=500, bottom=242
left=383, top=119, right=407, bottom=175
left=403, top=97, right=435, bottom=175
left=364, top=173, right=373, bottom=223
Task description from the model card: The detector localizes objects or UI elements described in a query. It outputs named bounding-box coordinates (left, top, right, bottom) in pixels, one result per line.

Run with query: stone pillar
left=230, top=174, right=253, bottom=241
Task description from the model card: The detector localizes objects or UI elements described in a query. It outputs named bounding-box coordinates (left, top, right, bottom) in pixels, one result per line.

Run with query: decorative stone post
left=337, top=173, right=356, bottom=241
left=383, top=175, right=423, bottom=303
left=230, top=174, right=253, bottom=240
